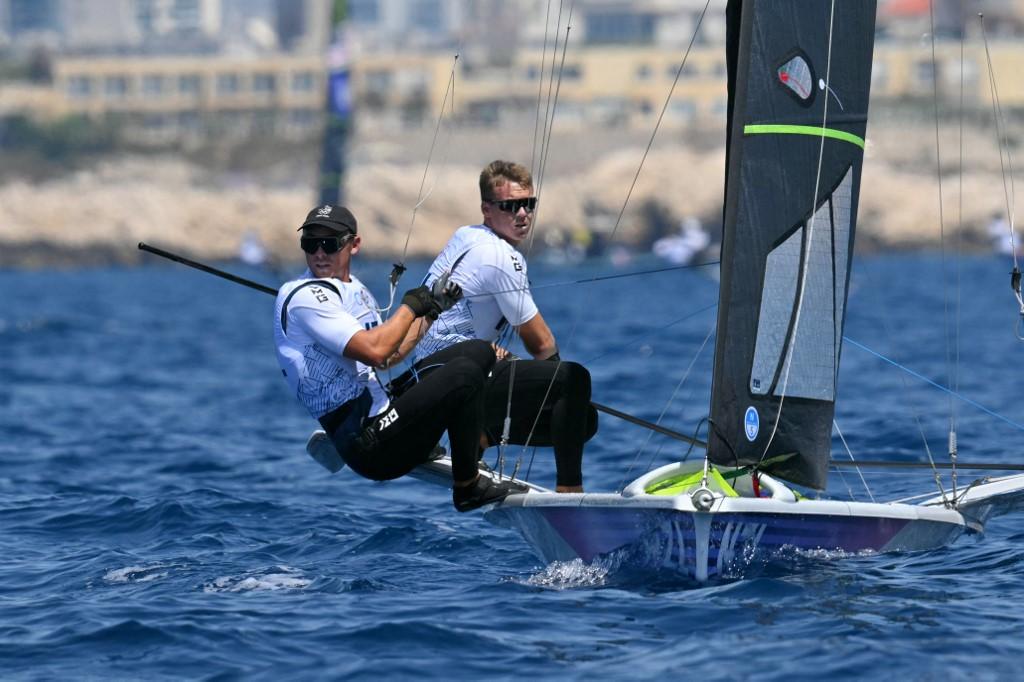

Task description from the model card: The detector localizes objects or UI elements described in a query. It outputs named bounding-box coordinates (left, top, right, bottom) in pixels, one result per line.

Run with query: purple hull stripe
left=539, top=508, right=912, bottom=564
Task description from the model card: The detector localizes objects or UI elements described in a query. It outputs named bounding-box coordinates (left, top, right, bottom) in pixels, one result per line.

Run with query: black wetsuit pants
left=483, top=359, right=598, bottom=488
left=332, top=339, right=496, bottom=484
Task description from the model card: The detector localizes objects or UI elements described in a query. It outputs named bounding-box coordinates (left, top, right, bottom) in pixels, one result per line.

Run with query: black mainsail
left=708, top=1, right=878, bottom=489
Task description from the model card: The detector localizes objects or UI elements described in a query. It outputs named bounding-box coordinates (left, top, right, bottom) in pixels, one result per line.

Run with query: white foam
left=203, top=566, right=312, bottom=593
left=522, top=558, right=610, bottom=589
left=790, top=546, right=877, bottom=561
left=103, top=565, right=168, bottom=583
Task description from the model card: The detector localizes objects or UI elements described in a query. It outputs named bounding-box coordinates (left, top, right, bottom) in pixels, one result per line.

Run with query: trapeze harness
left=280, top=279, right=375, bottom=457
left=395, top=243, right=526, bottom=471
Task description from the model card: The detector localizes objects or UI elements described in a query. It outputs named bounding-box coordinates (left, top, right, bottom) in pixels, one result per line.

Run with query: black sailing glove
left=401, top=286, right=442, bottom=320
left=430, top=271, right=462, bottom=313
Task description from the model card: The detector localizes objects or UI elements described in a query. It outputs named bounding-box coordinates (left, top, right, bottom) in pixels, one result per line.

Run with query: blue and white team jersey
left=415, top=224, right=539, bottom=360
left=274, top=271, right=390, bottom=419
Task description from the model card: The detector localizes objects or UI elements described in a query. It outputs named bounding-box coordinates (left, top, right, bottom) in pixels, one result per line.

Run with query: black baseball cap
left=298, top=204, right=358, bottom=235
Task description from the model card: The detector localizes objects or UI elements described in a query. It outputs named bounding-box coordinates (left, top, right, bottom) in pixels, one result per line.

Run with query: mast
left=318, top=0, right=352, bottom=205
left=708, top=0, right=878, bottom=490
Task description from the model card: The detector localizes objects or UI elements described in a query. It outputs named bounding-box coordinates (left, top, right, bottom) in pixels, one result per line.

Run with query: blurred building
left=0, top=0, right=224, bottom=52
left=3, top=0, right=63, bottom=50
left=2, top=0, right=1024, bottom=146
left=878, top=0, right=1024, bottom=39
left=272, top=0, right=330, bottom=54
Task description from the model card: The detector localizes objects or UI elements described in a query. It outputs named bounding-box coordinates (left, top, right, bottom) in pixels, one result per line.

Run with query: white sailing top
left=416, top=224, right=539, bottom=359
left=274, top=270, right=390, bottom=419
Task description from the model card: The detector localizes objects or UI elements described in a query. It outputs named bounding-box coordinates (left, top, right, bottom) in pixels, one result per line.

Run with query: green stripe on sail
left=744, top=124, right=865, bottom=149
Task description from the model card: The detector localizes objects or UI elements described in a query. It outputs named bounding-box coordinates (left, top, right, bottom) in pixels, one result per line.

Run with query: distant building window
left=289, top=109, right=317, bottom=129
left=669, top=99, right=697, bottom=122
left=105, top=76, right=129, bottom=99
left=179, top=74, right=201, bottom=96
left=135, top=0, right=156, bottom=33
left=67, top=76, right=93, bottom=98
left=217, top=73, right=240, bottom=94
left=253, top=73, right=277, bottom=93
left=675, top=63, right=700, bottom=80
left=179, top=110, right=201, bottom=132
left=591, top=97, right=629, bottom=126
left=585, top=12, right=655, bottom=45
left=410, top=0, right=442, bottom=32
left=635, top=64, right=652, bottom=81
left=292, top=72, right=316, bottom=92
left=526, top=65, right=541, bottom=80
left=171, top=0, right=201, bottom=31
left=142, top=113, right=170, bottom=130
left=562, top=64, right=582, bottom=80
left=710, top=61, right=727, bottom=77
left=350, top=0, right=380, bottom=22
left=365, top=70, right=392, bottom=94
left=142, top=75, right=166, bottom=96
left=10, top=0, right=60, bottom=33
left=254, top=110, right=276, bottom=133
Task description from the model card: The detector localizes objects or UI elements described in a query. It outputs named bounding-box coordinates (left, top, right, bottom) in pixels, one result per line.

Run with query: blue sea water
left=2, top=252, right=1024, bottom=680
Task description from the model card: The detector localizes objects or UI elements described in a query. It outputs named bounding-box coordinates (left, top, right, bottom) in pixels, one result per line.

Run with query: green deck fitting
left=646, top=467, right=740, bottom=497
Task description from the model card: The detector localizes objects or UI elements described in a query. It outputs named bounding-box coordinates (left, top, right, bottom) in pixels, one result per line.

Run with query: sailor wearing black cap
left=274, top=204, right=527, bottom=511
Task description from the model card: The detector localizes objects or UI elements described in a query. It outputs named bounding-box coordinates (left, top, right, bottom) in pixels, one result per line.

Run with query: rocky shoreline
left=0, top=122, right=1014, bottom=268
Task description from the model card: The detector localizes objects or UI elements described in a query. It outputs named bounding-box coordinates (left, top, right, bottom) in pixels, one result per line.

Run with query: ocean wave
left=203, top=565, right=312, bottom=593
left=103, top=564, right=170, bottom=584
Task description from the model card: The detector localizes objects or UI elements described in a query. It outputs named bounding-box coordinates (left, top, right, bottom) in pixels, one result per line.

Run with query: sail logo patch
left=777, top=54, right=813, bottom=101
left=744, top=406, right=759, bottom=441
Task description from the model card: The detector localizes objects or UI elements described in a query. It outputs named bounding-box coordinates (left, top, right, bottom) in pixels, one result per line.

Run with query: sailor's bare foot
left=555, top=485, right=584, bottom=493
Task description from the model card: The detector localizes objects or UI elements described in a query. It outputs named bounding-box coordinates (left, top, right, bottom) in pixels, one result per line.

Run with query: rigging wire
left=492, top=1, right=575, bottom=480
left=517, top=1, right=714, bottom=478
left=508, top=260, right=719, bottom=297
left=534, top=1, right=573, bottom=198
left=843, top=336, right=1024, bottom=432
left=382, top=50, right=463, bottom=318
left=583, top=302, right=717, bottom=365
left=522, top=0, right=573, bottom=260
left=951, top=21, right=967, bottom=499
left=615, top=321, right=715, bottom=493
left=508, top=0, right=713, bottom=484
left=139, top=238, right=1024, bottom=492
left=758, top=0, right=838, bottom=466
left=979, top=13, right=1024, bottom=337
left=401, top=63, right=459, bottom=258
left=832, top=420, right=875, bottom=503
left=924, top=0, right=954, bottom=506
left=530, top=0, right=555, bottom=176
left=520, top=360, right=563, bottom=483
left=601, top=0, right=713, bottom=248
left=927, top=1, right=953, bottom=413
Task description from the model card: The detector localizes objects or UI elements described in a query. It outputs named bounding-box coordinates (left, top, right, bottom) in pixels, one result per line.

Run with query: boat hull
left=400, top=454, right=1024, bottom=581
left=486, top=495, right=968, bottom=581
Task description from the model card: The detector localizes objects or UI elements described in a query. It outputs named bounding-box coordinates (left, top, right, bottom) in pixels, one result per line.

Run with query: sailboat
left=130, top=1, right=1024, bottom=581
left=366, top=0, right=1024, bottom=581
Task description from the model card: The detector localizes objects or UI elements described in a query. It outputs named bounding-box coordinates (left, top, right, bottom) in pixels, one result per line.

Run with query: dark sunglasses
left=300, top=235, right=352, bottom=254
left=488, top=197, right=538, bottom=214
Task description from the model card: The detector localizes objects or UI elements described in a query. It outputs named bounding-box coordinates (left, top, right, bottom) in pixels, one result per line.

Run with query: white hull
left=414, top=457, right=1024, bottom=581
left=308, top=432, right=1024, bottom=581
